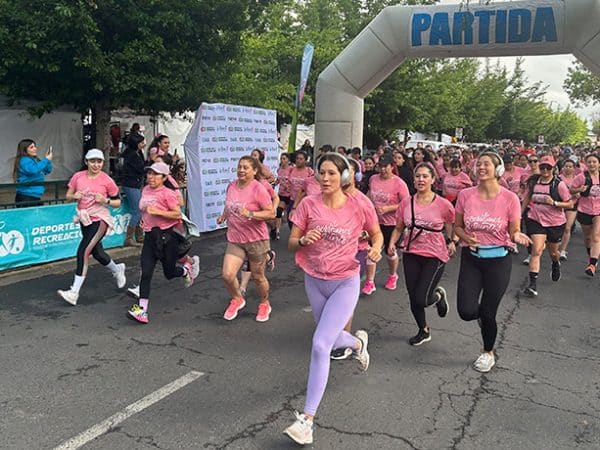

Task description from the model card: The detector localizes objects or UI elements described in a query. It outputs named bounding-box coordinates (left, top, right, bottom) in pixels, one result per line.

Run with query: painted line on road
left=53, top=370, right=204, bottom=450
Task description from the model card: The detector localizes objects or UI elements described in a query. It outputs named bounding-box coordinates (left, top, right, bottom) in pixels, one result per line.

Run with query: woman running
left=389, top=163, right=456, bottom=345
left=217, top=156, right=275, bottom=322
left=442, top=159, right=472, bottom=205
left=558, top=158, right=579, bottom=260
left=274, top=153, right=292, bottom=240
left=57, top=149, right=126, bottom=305
left=522, top=156, right=573, bottom=297
left=284, top=153, right=382, bottom=445
left=363, top=153, right=410, bottom=295
left=455, top=151, right=531, bottom=372
left=286, top=151, right=314, bottom=227
left=570, top=153, right=600, bottom=276
left=251, top=148, right=276, bottom=185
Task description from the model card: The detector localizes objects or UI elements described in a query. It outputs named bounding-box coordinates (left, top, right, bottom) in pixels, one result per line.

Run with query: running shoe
left=183, top=262, right=195, bottom=288
left=127, top=304, right=148, bottom=324
left=283, top=411, right=313, bottom=445
left=57, top=288, right=79, bottom=306
left=385, top=273, right=398, bottom=290
left=361, top=280, right=376, bottom=296
left=522, top=255, right=531, bottom=265
left=559, top=250, right=568, bottom=261
left=330, top=347, right=353, bottom=360
left=191, top=255, right=200, bottom=279
left=409, top=329, right=431, bottom=346
left=127, top=285, right=140, bottom=299
left=223, top=298, right=246, bottom=321
left=524, top=284, right=538, bottom=297
left=113, top=263, right=126, bottom=289
left=551, top=261, right=561, bottom=282
left=255, top=301, right=272, bottom=322
left=354, top=330, right=370, bottom=371
left=473, top=352, right=495, bottom=373
left=267, top=250, right=276, bottom=272
left=434, top=286, right=448, bottom=318
left=275, top=230, right=280, bottom=240
left=585, top=263, right=596, bottom=277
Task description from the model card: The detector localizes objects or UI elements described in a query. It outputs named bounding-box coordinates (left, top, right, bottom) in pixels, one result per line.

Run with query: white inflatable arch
left=315, top=0, right=600, bottom=148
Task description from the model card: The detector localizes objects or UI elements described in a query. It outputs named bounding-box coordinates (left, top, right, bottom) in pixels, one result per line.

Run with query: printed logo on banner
left=0, top=222, right=25, bottom=257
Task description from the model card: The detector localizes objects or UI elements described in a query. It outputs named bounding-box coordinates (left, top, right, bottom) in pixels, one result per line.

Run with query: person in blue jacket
left=12, top=139, right=53, bottom=206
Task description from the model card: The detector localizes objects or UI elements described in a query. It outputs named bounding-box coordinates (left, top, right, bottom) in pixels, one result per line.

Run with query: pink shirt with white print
left=442, top=172, right=473, bottom=201
left=348, top=189, right=378, bottom=251
left=397, top=195, right=455, bottom=262
left=287, top=166, right=314, bottom=200
left=368, top=174, right=410, bottom=226
left=572, top=172, right=600, bottom=216
left=293, top=194, right=378, bottom=280
left=68, top=171, right=119, bottom=223
left=527, top=180, right=570, bottom=227
left=501, top=166, right=525, bottom=194
left=139, top=185, right=182, bottom=232
left=224, top=179, right=272, bottom=243
left=455, top=186, right=521, bottom=247
left=277, top=166, right=291, bottom=197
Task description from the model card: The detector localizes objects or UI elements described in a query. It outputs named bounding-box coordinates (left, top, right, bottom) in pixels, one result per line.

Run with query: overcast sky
left=435, top=0, right=598, bottom=123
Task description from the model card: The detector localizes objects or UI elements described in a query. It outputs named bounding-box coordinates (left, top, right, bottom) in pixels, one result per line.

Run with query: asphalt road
left=1, top=227, right=599, bottom=449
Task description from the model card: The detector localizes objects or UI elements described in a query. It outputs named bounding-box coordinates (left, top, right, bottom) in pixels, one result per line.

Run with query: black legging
left=457, top=247, right=512, bottom=352
left=139, top=228, right=184, bottom=299
left=76, top=221, right=111, bottom=277
left=402, top=253, right=445, bottom=330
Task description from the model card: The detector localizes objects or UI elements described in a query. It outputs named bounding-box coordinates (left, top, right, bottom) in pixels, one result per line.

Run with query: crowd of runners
left=43, top=136, right=600, bottom=446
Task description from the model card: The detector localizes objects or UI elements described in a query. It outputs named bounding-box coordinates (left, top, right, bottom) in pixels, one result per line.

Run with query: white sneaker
left=559, top=250, right=568, bottom=261
left=473, top=352, right=495, bottom=373
left=283, top=411, right=313, bottom=445
left=128, top=285, right=140, bottom=299
left=191, top=255, right=200, bottom=279
left=522, top=255, right=531, bottom=265
left=354, top=329, right=370, bottom=371
left=58, top=288, right=79, bottom=306
left=113, top=263, right=126, bottom=289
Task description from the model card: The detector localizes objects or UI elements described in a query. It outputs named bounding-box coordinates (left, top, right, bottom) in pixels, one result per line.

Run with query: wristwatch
left=298, top=236, right=307, bottom=247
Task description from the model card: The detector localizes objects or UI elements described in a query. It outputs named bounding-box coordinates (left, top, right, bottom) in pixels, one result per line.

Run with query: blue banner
left=295, top=43, right=314, bottom=109
left=0, top=201, right=131, bottom=271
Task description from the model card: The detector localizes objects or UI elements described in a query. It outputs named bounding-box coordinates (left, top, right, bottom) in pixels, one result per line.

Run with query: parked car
left=405, top=140, right=446, bottom=153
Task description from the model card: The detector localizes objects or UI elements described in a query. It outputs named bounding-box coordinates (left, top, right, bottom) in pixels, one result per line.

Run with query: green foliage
left=564, top=62, right=600, bottom=106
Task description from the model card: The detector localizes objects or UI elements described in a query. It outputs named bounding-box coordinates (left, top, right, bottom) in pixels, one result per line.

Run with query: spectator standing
left=13, top=139, right=53, bottom=207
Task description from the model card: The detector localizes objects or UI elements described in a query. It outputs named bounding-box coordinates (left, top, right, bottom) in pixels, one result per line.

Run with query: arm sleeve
left=293, top=199, right=310, bottom=232
left=444, top=200, right=456, bottom=224
left=558, top=181, right=571, bottom=202
left=455, top=190, right=465, bottom=214
left=67, top=172, right=79, bottom=191
left=255, top=183, right=272, bottom=209
left=106, top=177, right=120, bottom=198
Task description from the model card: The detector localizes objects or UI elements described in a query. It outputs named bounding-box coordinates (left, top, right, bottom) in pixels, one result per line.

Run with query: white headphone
left=479, top=151, right=505, bottom=178
left=315, top=153, right=352, bottom=186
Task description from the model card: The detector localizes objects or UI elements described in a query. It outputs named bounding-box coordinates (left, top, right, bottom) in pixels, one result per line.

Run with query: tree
left=564, top=62, right=600, bottom=106
left=0, top=0, right=256, bottom=150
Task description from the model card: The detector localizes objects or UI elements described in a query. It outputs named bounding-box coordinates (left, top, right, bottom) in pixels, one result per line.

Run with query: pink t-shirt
left=455, top=187, right=521, bottom=247
left=287, top=166, right=314, bottom=200
left=293, top=194, right=377, bottom=280
left=572, top=172, right=600, bottom=216
left=397, top=195, right=455, bottom=262
left=277, top=166, right=291, bottom=197
left=501, top=167, right=525, bottom=195
left=68, top=171, right=119, bottom=221
left=527, top=180, right=570, bottom=227
left=224, top=180, right=272, bottom=243
left=348, top=189, right=377, bottom=251
left=442, top=172, right=472, bottom=202
left=303, top=176, right=321, bottom=196
left=368, top=174, right=410, bottom=226
left=139, top=185, right=182, bottom=231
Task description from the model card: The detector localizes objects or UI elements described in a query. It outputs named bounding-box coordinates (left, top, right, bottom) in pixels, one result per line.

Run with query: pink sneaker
left=224, top=298, right=246, bottom=321
left=256, top=301, right=272, bottom=322
left=385, top=274, right=398, bottom=290
left=361, top=280, right=376, bottom=296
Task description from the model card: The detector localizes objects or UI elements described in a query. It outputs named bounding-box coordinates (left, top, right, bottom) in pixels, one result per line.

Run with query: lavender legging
left=303, top=273, right=360, bottom=416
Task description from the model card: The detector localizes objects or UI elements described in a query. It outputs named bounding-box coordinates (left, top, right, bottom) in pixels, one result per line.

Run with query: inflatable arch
left=314, top=0, right=600, bottom=148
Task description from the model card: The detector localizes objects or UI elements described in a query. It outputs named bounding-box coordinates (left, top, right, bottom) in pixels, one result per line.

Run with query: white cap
left=85, top=149, right=105, bottom=160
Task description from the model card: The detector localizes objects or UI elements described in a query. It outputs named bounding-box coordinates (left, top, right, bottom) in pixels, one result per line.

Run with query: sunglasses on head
left=539, top=164, right=553, bottom=171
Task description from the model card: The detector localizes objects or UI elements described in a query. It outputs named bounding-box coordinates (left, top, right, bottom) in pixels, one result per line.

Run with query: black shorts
left=380, top=224, right=396, bottom=251
left=525, top=217, right=565, bottom=243
left=576, top=211, right=598, bottom=226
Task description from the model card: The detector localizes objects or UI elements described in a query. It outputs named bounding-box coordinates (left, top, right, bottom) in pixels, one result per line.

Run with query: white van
left=405, top=140, right=446, bottom=153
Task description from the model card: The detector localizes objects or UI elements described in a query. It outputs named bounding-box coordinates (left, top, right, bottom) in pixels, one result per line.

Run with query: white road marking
left=53, top=370, right=204, bottom=450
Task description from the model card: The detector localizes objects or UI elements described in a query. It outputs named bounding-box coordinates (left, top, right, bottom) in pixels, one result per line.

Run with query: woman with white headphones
left=454, top=150, right=531, bottom=373
left=284, top=152, right=383, bottom=445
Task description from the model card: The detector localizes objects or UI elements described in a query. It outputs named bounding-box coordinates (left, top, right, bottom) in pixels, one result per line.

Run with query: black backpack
left=580, top=171, right=594, bottom=197
left=527, top=174, right=562, bottom=202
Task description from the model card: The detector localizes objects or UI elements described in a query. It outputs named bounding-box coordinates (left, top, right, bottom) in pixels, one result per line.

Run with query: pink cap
left=539, top=156, right=555, bottom=167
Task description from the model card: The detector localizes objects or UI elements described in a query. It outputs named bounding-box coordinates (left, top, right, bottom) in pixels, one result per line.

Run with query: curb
left=0, top=229, right=226, bottom=287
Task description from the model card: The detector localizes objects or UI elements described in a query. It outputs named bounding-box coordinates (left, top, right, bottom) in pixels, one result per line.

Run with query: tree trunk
left=92, top=101, right=112, bottom=172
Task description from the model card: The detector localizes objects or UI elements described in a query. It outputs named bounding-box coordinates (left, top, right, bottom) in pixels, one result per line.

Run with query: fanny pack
left=470, top=245, right=508, bottom=259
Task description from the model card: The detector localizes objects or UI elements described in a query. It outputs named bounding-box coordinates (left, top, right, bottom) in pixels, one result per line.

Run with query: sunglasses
left=539, top=164, right=553, bottom=171
left=529, top=159, right=539, bottom=163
